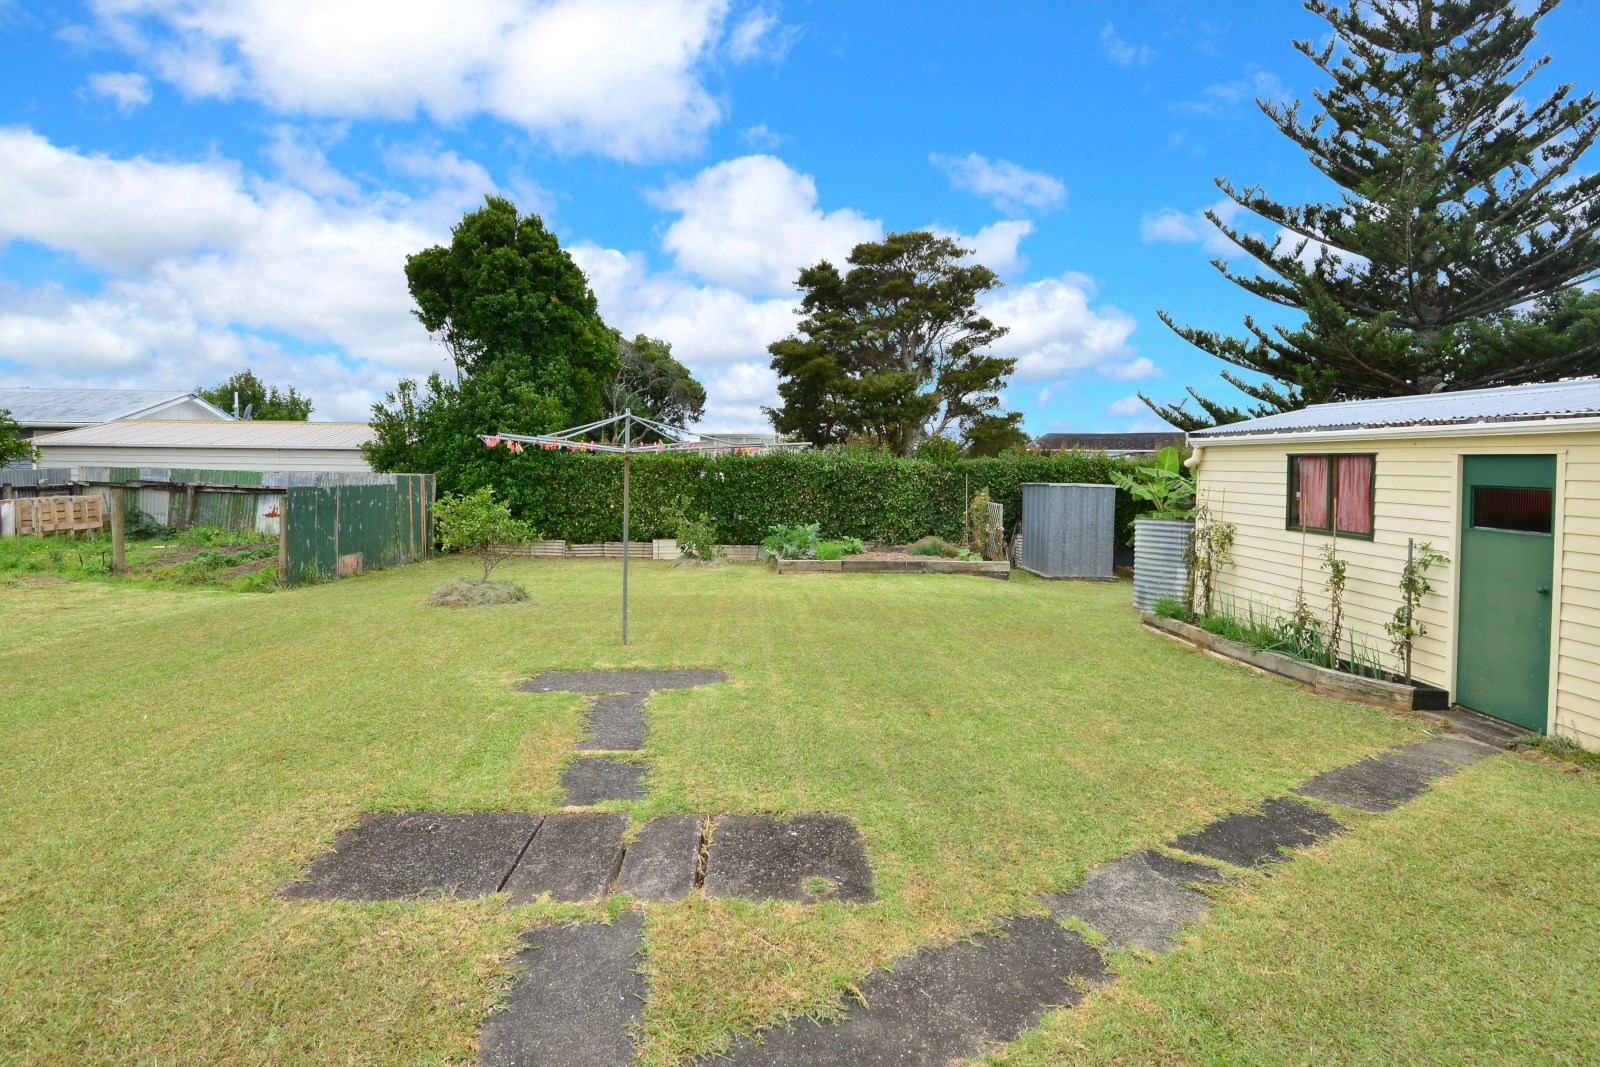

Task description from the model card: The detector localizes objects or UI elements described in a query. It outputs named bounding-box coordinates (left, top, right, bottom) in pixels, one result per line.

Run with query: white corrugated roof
left=0, top=388, right=227, bottom=426
left=1189, top=378, right=1600, bottom=440
left=32, top=419, right=375, bottom=449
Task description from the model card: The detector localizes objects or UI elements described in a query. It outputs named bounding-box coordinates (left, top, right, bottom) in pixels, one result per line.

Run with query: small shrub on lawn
left=433, top=486, right=536, bottom=580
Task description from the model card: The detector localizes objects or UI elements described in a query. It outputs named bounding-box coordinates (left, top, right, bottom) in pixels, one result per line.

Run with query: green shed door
left=1456, top=455, right=1556, bottom=732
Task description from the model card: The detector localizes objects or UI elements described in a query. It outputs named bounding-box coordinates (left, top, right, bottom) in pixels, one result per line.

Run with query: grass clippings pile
left=425, top=578, right=529, bottom=608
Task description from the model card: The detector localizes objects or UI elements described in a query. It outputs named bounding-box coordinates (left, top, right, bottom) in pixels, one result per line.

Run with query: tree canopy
left=366, top=197, right=624, bottom=488
left=1147, top=0, right=1600, bottom=431
left=198, top=369, right=314, bottom=420
left=1, top=409, right=36, bottom=467
left=603, top=333, right=707, bottom=437
left=765, top=230, right=1018, bottom=455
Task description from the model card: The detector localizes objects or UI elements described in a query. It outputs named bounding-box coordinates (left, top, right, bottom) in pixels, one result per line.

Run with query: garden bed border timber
left=1141, top=610, right=1449, bottom=712
left=776, top=558, right=1011, bottom=579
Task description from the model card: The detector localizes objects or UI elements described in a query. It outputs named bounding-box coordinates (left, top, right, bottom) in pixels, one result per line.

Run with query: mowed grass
left=3, top=556, right=1549, bottom=1065
left=979, top=754, right=1600, bottom=1066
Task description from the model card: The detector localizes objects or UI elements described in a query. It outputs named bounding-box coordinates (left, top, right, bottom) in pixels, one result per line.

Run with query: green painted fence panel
left=284, top=477, right=432, bottom=587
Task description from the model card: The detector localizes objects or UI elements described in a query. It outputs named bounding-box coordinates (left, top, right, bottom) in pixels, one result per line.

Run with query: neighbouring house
left=1031, top=431, right=1183, bottom=456
left=0, top=388, right=231, bottom=463
left=1187, top=378, right=1600, bottom=751
left=693, top=431, right=810, bottom=450
left=32, top=419, right=376, bottom=474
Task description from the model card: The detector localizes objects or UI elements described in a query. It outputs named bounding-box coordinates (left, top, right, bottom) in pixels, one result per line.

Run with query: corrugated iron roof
left=1189, top=378, right=1600, bottom=440
left=0, top=387, right=224, bottom=426
left=32, top=419, right=375, bottom=450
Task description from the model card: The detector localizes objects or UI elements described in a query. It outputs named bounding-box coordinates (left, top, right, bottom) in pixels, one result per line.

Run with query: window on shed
left=1289, top=454, right=1374, bottom=537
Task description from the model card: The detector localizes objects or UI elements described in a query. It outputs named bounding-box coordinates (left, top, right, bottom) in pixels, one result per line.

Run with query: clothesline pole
left=622, top=409, right=631, bottom=646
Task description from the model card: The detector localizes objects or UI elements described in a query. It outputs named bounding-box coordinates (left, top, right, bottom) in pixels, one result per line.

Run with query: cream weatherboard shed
left=1187, top=379, right=1600, bottom=752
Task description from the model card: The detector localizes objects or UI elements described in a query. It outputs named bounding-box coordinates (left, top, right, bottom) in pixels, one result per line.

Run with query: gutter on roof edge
left=1190, top=414, right=1600, bottom=447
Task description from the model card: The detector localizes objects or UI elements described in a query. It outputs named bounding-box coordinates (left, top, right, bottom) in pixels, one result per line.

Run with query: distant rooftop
left=0, top=387, right=229, bottom=427
left=33, top=419, right=374, bottom=450
left=1189, top=379, right=1600, bottom=440
left=1032, top=431, right=1183, bottom=453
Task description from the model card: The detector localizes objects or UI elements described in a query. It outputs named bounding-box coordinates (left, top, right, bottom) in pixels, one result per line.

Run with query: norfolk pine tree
left=1147, top=0, right=1600, bottom=430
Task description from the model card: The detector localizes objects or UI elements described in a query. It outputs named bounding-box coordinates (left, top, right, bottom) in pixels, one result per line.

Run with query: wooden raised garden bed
left=776, top=558, right=1010, bottom=580
left=1141, top=610, right=1448, bottom=712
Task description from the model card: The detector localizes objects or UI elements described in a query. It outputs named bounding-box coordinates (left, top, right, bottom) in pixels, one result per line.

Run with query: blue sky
left=2, top=1, right=1597, bottom=431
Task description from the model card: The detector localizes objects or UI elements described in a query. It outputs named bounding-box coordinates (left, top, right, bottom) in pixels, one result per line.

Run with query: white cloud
left=86, top=70, right=152, bottom=112
left=985, top=272, right=1153, bottom=384
left=1172, top=68, right=1289, bottom=116
left=1140, top=199, right=1246, bottom=255
left=262, top=124, right=359, bottom=199
left=0, top=127, right=482, bottom=418
left=725, top=6, right=801, bottom=64
left=569, top=240, right=795, bottom=427
left=1141, top=198, right=1359, bottom=274
left=652, top=154, right=881, bottom=294
left=931, top=218, right=1032, bottom=277
left=930, top=152, right=1066, bottom=216
left=92, top=0, right=797, bottom=161
left=741, top=122, right=783, bottom=148
left=1106, top=394, right=1177, bottom=431
left=1099, top=23, right=1151, bottom=67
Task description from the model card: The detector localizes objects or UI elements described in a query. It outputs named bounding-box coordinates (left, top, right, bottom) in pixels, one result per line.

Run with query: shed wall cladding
left=36, top=446, right=371, bottom=473
left=1020, top=482, right=1115, bottom=578
left=1196, top=430, right=1600, bottom=750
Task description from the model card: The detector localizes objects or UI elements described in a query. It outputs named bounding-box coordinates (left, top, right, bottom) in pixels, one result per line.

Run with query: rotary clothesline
left=481, top=411, right=796, bottom=644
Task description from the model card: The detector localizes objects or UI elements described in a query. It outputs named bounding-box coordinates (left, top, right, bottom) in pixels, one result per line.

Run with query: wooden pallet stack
left=8, top=496, right=105, bottom=538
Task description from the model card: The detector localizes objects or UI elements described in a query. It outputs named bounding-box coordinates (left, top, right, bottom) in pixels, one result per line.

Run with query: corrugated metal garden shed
left=1020, top=482, right=1115, bottom=579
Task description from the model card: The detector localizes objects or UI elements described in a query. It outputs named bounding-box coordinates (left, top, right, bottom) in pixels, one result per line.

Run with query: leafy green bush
left=816, top=536, right=865, bottom=561
left=433, top=486, right=536, bottom=580
left=1152, top=596, right=1188, bottom=620
left=909, top=537, right=960, bottom=558
left=760, top=523, right=820, bottom=561
left=667, top=496, right=722, bottom=560
left=478, top=448, right=1144, bottom=547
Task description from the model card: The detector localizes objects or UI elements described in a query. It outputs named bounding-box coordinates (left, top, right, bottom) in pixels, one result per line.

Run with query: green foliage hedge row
left=480, top=449, right=1146, bottom=545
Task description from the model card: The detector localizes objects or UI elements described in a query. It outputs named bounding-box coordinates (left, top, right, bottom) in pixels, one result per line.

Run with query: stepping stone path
left=479, top=915, right=647, bottom=1067
left=282, top=668, right=1500, bottom=1067
left=281, top=667, right=879, bottom=1066
left=697, top=733, right=1499, bottom=1067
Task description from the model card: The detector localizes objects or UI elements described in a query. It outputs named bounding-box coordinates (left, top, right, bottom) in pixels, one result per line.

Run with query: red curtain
left=1334, top=455, right=1373, bottom=534
left=1297, top=456, right=1329, bottom=528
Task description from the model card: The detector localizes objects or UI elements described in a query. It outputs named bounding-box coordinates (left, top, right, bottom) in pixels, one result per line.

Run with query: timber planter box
left=775, top=558, right=1010, bottom=580
left=1141, top=611, right=1448, bottom=712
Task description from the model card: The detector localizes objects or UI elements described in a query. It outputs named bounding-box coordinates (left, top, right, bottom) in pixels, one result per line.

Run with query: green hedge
left=486, top=449, right=1146, bottom=546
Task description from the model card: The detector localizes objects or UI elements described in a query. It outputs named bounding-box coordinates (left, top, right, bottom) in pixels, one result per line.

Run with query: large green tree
left=1146, top=0, right=1600, bottom=431
left=602, top=333, right=707, bottom=435
left=1, top=409, right=36, bottom=467
left=198, top=369, right=314, bottom=420
left=366, top=197, right=618, bottom=486
left=765, top=230, right=1016, bottom=455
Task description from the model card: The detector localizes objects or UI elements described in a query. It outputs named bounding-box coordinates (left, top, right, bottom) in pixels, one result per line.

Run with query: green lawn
left=0, top=558, right=1591, bottom=1065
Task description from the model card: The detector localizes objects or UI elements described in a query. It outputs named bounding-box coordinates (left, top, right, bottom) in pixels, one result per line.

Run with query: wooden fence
left=0, top=466, right=433, bottom=586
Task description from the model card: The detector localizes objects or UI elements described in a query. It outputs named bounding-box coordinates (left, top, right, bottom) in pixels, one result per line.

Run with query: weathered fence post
left=184, top=483, right=197, bottom=529
left=109, top=487, right=127, bottom=574
left=277, top=493, right=289, bottom=586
